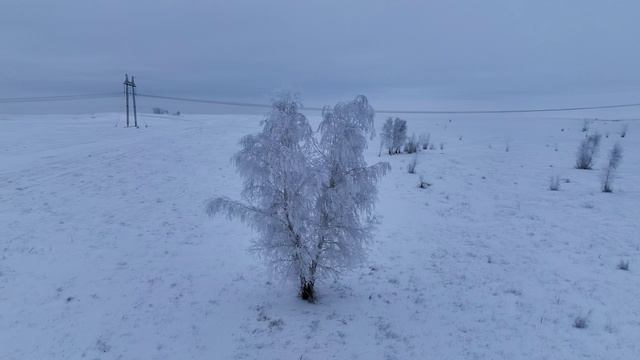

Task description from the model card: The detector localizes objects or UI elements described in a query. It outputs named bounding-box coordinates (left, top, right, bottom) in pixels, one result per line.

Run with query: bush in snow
left=620, top=124, right=628, bottom=138
left=549, top=175, right=560, bottom=191
left=152, top=107, right=170, bottom=114
left=207, top=94, right=389, bottom=302
left=418, top=176, right=430, bottom=189
left=380, top=117, right=407, bottom=155
left=573, top=315, right=588, bottom=329
left=404, top=133, right=419, bottom=154
left=601, top=143, right=623, bottom=193
left=575, top=133, right=601, bottom=169
left=419, top=133, right=430, bottom=150
left=581, top=119, right=590, bottom=132
left=617, top=259, right=629, bottom=271
left=407, top=155, right=417, bottom=174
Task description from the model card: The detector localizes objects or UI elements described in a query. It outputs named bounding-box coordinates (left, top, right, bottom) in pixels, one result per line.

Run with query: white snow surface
left=1, top=113, right=639, bottom=359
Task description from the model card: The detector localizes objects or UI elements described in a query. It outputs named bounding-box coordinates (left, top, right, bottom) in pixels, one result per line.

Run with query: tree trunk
left=299, top=260, right=318, bottom=302
left=299, top=278, right=315, bottom=302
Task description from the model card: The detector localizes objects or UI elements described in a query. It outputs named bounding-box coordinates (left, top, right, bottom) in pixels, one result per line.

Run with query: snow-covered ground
left=1, top=112, right=638, bottom=359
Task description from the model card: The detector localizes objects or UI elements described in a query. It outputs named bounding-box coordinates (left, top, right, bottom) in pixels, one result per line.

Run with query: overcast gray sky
left=1, top=0, right=640, bottom=113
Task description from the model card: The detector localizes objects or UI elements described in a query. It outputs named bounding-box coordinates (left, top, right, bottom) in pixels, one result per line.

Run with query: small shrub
left=405, top=134, right=419, bottom=154
left=439, top=142, right=444, bottom=150
left=575, top=133, right=601, bottom=169
left=418, top=176, right=431, bottom=189
left=581, top=119, right=590, bottom=132
left=620, top=124, right=628, bottom=138
left=152, top=107, right=169, bottom=115
left=601, top=143, right=623, bottom=192
left=407, top=155, right=417, bottom=174
left=617, top=259, right=629, bottom=271
left=549, top=175, right=561, bottom=191
left=419, top=133, right=430, bottom=150
left=573, top=315, right=588, bottom=329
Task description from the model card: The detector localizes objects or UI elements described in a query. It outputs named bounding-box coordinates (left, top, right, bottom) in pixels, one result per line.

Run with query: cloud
left=1, top=0, right=639, bottom=112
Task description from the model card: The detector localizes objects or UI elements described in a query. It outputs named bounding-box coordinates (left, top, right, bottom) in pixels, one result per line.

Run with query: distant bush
left=573, top=315, right=588, bottom=329
left=418, top=176, right=430, bottom=189
left=581, top=119, right=590, bottom=132
left=601, top=143, right=623, bottom=192
left=152, top=107, right=170, bottom=115
left=620, top=124, right=628, bottom=138
left=407, top=155, right=417, bottom=174
left=575, top=133, right=601, bottom=169
left=617, top=259, right=629, bottom=271
left=419, top=133, right=430, bottom=150
left=549, top=175, right=561, bottom=191
left=405, top=134, right=419, bottom=154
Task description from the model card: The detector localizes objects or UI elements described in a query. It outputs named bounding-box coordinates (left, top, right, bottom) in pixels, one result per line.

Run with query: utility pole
left=123, top=74, right=138, bottom=128
left=131, top=76, right=138, bottom=128
left=124, top=74, right=130, bottom=127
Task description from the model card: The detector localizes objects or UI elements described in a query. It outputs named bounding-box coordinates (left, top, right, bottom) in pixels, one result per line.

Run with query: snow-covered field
left=1, top=112, right=638, bottom=359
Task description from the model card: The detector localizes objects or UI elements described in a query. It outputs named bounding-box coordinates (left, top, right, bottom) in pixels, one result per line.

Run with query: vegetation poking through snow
left=419, top=133, right=430, bottom=150
left=620, top=124, right=628, bottom=138
left=407, top=155, right=417, bottom=174
left=418, top=176, right=430, bottom=189
left=617, top=259, right=630, bottom=271
left=549, top=175, right=561, bottom=191
left=573, top=315, right=588, bottom=329
left=404, top=134, right=419, bottom=154
left=575, top=133, right=601, bottom=170
left=601, top=143, right=623, bottom=193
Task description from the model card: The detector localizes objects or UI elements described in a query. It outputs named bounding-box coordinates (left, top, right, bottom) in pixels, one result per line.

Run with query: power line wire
left=376, top=102, right=640, bottom=114
left=137, top=94, right=276, bottom=109
left=137, top=93, right=640, bottom=114
left=0, top=92, right=120, bottom=103
left=2, top=90, right=639, bottom=115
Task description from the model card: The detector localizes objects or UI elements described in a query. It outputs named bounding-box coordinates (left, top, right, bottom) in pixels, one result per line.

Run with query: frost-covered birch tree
left=206, top=94, right=318, bottom=297
left=379, top=118, right=394, bottom=156
left=380, top=117, right=407, bottom=155
left=207, top=94, right=388, bottom=302
left=307, top=96, right=390, bottom=301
